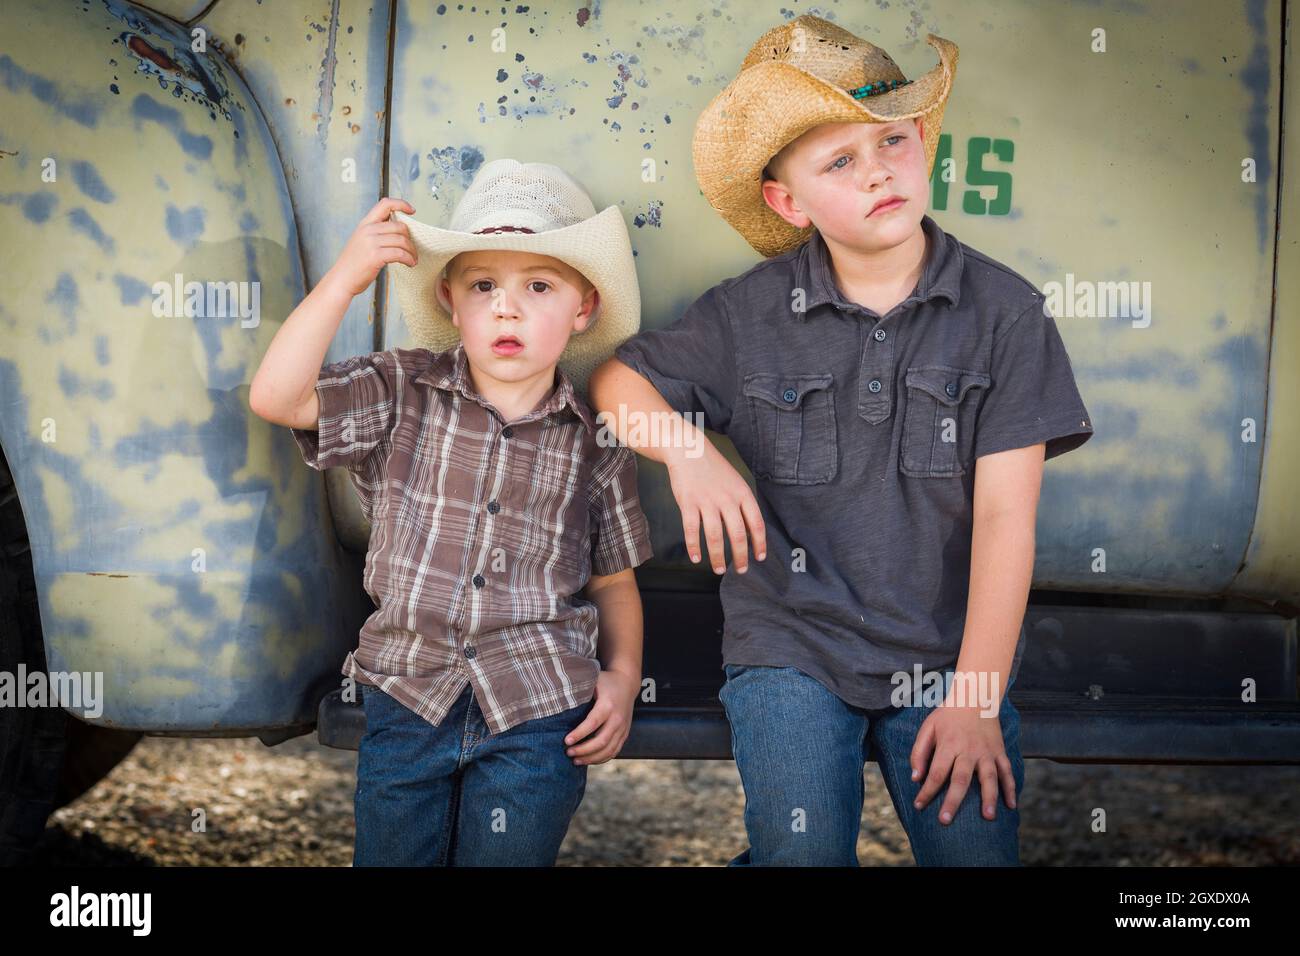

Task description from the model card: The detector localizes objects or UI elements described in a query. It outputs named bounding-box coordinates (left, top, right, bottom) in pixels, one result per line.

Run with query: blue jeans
left=353, top=682, right=593, bottom=866
left=719, top=663, right=1024, bottom=866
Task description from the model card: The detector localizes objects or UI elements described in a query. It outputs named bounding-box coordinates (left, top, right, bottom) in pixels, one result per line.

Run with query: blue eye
left=883, top=135, right=904, bottom=146
left=828, top=155, right=851, bottom=171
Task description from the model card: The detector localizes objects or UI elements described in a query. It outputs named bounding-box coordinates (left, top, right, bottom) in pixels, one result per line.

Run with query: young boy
left=249, top=159, right=653, bottom=866
left=590, top=16, right=1093, bottom=866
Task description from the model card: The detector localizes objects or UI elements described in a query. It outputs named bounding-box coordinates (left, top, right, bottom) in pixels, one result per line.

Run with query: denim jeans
left=719, top=663, right=1024, bottom=866
left=353, top=682, right=594, bottom=866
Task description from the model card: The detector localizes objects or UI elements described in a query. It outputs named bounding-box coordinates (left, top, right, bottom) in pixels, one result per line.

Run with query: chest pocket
left=900, top=365, right=991, bottom=477
left=742, top=372, right=838, bottom=484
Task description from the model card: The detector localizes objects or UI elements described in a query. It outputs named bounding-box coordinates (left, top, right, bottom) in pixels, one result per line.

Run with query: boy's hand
left=664, top=439, right=766, bottom=574
left=910, top=691, right=1017, bottom=825
left=564, top=668, right=640, bottom=766
left=325, top=197, right=418, bottom=298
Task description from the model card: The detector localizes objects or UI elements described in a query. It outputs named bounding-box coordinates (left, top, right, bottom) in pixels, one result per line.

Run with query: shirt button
left=782, top=387, right=798, bottom=403
left=868, top=379, right=882, bottom=393
left=873, top=328, right=886, bottom=341
left=486, top=500, right=500, bottom=514
left=501, top=426, right=514, bottom=439
left=463, top=644, right=477, bottom=659
left=945, top=381, right=957, bottom=397
left=472, top=573, right=485, bottom=588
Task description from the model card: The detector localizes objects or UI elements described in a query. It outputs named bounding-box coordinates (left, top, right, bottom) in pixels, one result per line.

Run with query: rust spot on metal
left=127, top=34, right=180, bottom=73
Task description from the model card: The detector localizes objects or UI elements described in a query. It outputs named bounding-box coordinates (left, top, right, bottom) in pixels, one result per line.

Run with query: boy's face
left=761, top=117, right=928, bottom=253
left=440, top=249, right=598, bottom=391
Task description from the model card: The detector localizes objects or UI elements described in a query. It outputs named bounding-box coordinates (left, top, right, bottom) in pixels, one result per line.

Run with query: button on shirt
left=291, top=342, right=653, bottom=733
left=613, top=214, right=1094, bottom=709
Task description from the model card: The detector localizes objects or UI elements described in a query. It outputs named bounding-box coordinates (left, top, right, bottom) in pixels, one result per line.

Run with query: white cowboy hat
left=389, top=158, right=641, bottom=394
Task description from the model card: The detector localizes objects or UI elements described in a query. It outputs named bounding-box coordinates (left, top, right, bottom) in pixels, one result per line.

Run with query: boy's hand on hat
left=665, top=440, right=766, bottom=575
left=325, top=197, right=418, bottom=298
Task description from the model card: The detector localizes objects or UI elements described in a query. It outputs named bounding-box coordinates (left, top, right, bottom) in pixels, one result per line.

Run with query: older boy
left=250, top=160, right=652, bottom=866
left=590, top=17, right=1093, bottom=865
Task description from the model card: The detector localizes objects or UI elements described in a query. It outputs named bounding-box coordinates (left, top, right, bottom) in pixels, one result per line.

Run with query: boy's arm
left=590, top=284, right=765, bottom=573
left=564, top=568, right=643, bottom=767
left=957, top=444, right=1044, bottom=695
left=249, top=197, right=415, bottom=429
left=912, top=296, right=1092, bottom=826
left=910, top=444, right=1042, bottom=826
left=561, top=445, right=653, bottom=765
left=584, top=568, right=643, bottom=684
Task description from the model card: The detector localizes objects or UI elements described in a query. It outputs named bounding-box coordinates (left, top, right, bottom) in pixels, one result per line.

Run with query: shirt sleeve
left=289, top=350, right=401, bottom=471
left=587, top=443, right=654, bottom=577
left=973, top=299, right=1095, bottom=461
left=611, top=281, right=739, bottom=433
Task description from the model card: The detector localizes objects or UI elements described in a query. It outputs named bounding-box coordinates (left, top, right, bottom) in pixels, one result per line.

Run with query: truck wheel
left=0, top=453, right=140, bottom=864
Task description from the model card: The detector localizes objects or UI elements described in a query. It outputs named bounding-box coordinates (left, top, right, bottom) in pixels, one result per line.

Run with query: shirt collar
left=419, top=342, right=597, bottom=433
left=793, top=213, right=963, bottom=319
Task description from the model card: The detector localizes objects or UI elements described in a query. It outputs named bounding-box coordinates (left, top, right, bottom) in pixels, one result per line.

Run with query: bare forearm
left=249, top=269, right=355, bottom=424
left=955, top=510, right=1035, bottom=698
left=588, top=358, right=700, bottom=467
left=585, top=572, right=643, bottom=681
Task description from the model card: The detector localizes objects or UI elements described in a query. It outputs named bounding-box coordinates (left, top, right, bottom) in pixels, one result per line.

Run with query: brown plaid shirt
left=291, top=342, right=653, bottom=734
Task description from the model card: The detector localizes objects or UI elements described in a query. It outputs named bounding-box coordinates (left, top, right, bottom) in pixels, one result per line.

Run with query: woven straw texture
left=693, top=15, right=958, bottom=258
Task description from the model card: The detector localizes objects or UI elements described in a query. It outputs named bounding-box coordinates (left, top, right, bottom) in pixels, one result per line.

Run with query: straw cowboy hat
left=693, top=15, right=959, bottom=258
left=389, top=158, right=640, bottom=394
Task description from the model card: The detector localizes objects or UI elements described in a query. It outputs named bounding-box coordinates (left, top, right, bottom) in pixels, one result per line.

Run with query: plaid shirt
left=290, top=342, right=653, bottom=734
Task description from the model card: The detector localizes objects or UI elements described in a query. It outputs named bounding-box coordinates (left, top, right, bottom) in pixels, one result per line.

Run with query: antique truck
left=2, top=0, right=1297, bottom=863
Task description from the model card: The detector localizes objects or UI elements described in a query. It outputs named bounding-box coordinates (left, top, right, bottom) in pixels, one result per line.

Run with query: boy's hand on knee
left=564, top=668, right=639, bottom=766
left=909, top=702, right=1017, bottom=825
left=665, top=440, right=766, bottom=575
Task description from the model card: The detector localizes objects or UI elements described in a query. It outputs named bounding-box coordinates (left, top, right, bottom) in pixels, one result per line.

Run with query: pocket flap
left=904, top=366, right=990, bottom=405
left=743, top=372, right=834, bottom=409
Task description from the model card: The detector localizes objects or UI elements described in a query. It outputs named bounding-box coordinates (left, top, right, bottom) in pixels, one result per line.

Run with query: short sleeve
left=290, top=351, right=401, bottom=471
left=587, top=443, right=654, bottom=577
left=612, top=282, right=739, bottom=433
left=973, top=300, right=1095, bottom=461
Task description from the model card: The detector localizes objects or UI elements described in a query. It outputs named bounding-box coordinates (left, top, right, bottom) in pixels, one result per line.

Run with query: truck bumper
left=315, top=590, right=1300, bottom=764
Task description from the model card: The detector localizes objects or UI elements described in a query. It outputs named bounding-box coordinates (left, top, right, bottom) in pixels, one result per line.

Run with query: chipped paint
left=0, top=0, right=377, bottom=732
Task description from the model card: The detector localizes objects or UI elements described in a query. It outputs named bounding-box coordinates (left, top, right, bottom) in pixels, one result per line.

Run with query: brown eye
left=529, top=281, right=551, bottom=293
left=472, top=280, right=493, bottom=293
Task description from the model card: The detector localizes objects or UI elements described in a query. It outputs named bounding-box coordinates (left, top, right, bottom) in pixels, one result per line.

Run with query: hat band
left=847, top=78, right=912, bottom=99
left=473, top=225, right=537, bottom=234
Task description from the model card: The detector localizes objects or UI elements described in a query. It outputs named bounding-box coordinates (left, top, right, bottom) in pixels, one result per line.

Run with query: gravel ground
left=26, top=733, right=1300, bottom=866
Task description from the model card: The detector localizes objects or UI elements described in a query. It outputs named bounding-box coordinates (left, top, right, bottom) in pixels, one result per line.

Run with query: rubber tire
left=0, top=452, right=140, bottom=864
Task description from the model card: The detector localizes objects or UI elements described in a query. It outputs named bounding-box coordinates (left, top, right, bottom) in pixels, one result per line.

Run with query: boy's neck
left=822, top=222, right=928, bottom=316
left=465, top=359, right=561, bottom=424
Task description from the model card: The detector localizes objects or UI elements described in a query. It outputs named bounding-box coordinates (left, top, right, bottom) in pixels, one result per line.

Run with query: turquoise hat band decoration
left=847, top=78, right=912, bottom=100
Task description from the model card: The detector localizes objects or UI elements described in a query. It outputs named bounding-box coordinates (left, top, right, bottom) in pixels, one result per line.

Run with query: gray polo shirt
left=613, top=214, right=1094, bottom=709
